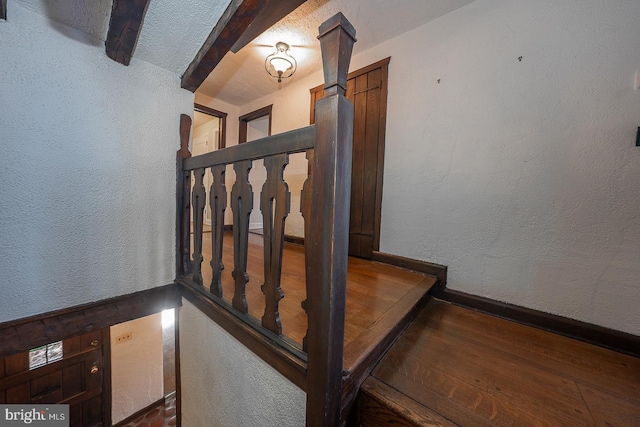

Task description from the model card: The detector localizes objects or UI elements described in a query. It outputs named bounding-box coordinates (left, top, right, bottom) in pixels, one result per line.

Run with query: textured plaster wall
left=206, top=0, right=640, bottom=335
left=179, top=299, right=306, bottom=427
left=0, top=3, right=193, bottom=322
left=368, top=0, right=640, bottom=334
left=111, top=314, right=164, bottom=424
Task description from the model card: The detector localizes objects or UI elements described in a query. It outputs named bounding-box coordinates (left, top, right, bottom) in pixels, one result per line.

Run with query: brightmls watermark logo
left=0, top=405, right=68, bottom=426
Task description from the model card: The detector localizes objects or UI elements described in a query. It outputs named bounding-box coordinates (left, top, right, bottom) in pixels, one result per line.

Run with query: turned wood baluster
left=191, top=168, right=206, bottom=285
left=209, top=164, right=227, bottom=298
left=260, top=153, right=291, bottom=335
left=177, top=114, right=192, bottom=277
left=300, top=148, right=314, bottom=352
left=231, top=160, right=253, bottom=314
left=306, top=13, right=356, bottom=427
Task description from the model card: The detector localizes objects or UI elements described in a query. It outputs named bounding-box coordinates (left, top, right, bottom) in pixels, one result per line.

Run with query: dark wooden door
left=310, top=58, right=389, bottom=259
left=0, top=329, right=110, bottom=427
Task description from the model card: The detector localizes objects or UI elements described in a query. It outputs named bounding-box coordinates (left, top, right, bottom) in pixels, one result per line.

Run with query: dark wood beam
left=181, top=0, right=306, bottom=93
left=105, top=0, right=151, bottom=66
left=1, top=0, right=7, bottom=20
left=230, top=0, right=306, bottom=53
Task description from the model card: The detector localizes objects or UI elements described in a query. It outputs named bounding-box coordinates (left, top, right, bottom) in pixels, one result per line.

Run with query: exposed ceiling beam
left=181, top=0, right=306, bottom=93
left=230, top=0, right=306, bottom=53
left=1, top=0, right=7, bottom=20
left=105, top=0, right=151, bottom=66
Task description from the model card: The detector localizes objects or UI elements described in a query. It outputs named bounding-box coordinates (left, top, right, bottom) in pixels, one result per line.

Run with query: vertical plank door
left=310, top=58, right=390, bottom=259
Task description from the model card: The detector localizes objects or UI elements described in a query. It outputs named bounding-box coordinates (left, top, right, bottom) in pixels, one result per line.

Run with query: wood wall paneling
left=0, top=284, right=181, bottom=358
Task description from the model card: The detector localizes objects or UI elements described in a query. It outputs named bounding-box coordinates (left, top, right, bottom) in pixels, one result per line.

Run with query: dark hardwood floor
left=361, top=299, right=640, bottom=426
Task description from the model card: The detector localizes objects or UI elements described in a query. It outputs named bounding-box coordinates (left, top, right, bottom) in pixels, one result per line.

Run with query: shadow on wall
left=38, top=0, right=111, bottom=46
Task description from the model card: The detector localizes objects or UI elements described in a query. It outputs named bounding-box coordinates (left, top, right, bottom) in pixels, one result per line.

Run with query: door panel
left=310, top=58, right=389, bottom=259
left=0, top=329, right=108, bottom=426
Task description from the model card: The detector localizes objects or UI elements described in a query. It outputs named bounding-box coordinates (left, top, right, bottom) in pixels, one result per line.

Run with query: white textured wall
left=371, top=0, right=640, bottom=335
left=0, top=3, right=193, bottom=322
left=180, top=299, right=306, bottom=427
left=204, top=0, right=640, bottom=335
left=110, top=314, right=164, bottom=424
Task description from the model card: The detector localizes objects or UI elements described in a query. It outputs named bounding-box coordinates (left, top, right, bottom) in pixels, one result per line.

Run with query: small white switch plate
left=635, top=71, right=640, bottom=91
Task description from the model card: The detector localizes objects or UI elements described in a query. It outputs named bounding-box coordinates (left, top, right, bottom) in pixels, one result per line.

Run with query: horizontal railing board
left=183, top=125, right=315, bottom=171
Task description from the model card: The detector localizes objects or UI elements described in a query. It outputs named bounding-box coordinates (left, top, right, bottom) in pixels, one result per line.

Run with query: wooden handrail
left=183, top=125, right=315, bottom=170
left=175, top=12, right=356, bottom=427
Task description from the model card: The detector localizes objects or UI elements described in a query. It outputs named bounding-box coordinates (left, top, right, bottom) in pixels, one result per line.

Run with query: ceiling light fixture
left=265, top=42, right=297, bottom=83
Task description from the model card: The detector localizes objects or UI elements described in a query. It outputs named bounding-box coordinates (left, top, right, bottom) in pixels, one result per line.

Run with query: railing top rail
left=183, top=124, right=315, bottom=171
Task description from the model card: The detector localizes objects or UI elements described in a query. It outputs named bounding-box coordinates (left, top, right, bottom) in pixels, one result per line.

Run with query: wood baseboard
left=0, top=283, right=181, bottom=358
left=435, top=288, right=640, bottom=358
left=284, top=234, right=305, bottom=246
left=371, top=251, right=447, bottom=288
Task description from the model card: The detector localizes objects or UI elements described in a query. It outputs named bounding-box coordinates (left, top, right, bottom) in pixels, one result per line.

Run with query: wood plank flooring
left=363, top=299, right=640, bottom=426
left=193, top=231, right=437, bottom=364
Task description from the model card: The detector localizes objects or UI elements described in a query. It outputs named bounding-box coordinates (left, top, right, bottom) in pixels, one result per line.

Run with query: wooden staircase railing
left=175, top=13, right=356, bottom=427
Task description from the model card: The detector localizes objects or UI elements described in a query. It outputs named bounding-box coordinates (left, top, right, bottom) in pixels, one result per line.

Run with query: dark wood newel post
left=306, top=13, right=356, bottom=427
left=176, top=114, right=192, bottom=278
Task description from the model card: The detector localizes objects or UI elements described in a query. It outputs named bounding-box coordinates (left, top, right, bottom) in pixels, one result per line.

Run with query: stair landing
left=359, top=299, right=640, bottom=426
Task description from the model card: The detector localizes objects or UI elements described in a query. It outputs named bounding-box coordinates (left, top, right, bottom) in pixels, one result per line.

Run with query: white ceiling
left=15, top=0, right=475, bottom=106
left=14, top=0, right=232, bottom=75
left=197, top=0, right=476, bottom=106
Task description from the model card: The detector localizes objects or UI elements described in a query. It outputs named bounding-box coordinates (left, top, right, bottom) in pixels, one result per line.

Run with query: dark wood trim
left=182, top=0, right=250, bottom=91
left=435, top=288, right=640, bottom=358
left=305, top=14, right=356, bottom=427
left=184, top=124, right=314, bottom=171
left=229, top=0, right=306, bottom=53
left=0, top=284, right=181, bottom=358
left=372, top=60, right=390, bottom=252
left=174, top=309, right=182, bottom=427
left=194, top=104, right=227, bottom=149
left=239, top=105, right=273, bottom=144
left=102, top=327, right=113, bottom=427
left=1, top=0, right=6, bottom=20
left=284, top=234, right=304, bottom=246
left=113, top=396, right=165, bottom=427
left=181, top=0, right=305, bottom=92
left=309, top=57, right=391, bottom=125
left=310, top=57, right=391, bottom=258
left=105, top=0, right=151, bottom=66
left=372, top=251, right=447, bottom=288
left=177, top=114, right=192, bottom=277
left=178, top=280, right=307, bottom=390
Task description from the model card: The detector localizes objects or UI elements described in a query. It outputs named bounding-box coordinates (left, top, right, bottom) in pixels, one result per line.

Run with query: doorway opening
left=239, top=105, right=273, bottom=232
left=192, top=104, right=227, bottom=228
